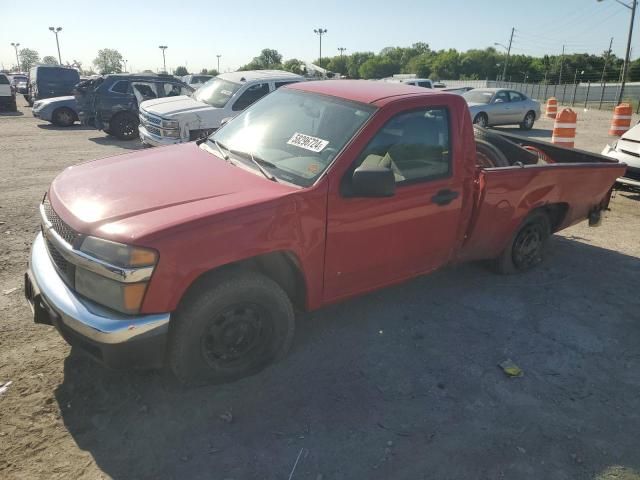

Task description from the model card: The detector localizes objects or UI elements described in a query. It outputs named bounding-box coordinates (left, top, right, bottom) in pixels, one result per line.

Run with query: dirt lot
left=1, top=98, right=640, bottom=480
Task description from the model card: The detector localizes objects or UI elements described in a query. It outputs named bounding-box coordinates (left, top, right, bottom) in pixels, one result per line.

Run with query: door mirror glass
left=493, top=98, right=504, bottom=103
left=352, top=165, right=396, bottom=197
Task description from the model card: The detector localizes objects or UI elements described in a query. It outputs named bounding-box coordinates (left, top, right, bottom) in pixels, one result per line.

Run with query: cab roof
left=218, top=70, right=304, bottom=83
left=287, top=79, right=445, bottom=105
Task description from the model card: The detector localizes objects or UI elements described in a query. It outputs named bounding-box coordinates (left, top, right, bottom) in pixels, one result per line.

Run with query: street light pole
left=123, top=59, right=128, bottom=72
left=217, top=54, right=221, bottom=73
left=494, top=27, right=514, bottom=81
left=10, top=42, right=20, bottom=70
left=159, top=45, right=168, bottom=73
left=598, top=0, right=637, bottom=104
left=338, top=47, right=347, bottom=58
left=48, top=27, right=63, bottom=64
left=314, top=28, right=327, bottom=67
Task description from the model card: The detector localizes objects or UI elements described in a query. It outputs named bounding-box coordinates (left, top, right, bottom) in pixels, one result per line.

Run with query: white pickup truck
left=138, top=70, right=304, bottom=147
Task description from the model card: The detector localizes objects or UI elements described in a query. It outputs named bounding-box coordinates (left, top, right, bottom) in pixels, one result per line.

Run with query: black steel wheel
left=169, top=270, right=295, bottom=385
left=495, top=211, right=551, bottom=274
left=111, top=112, right=139, bottom=140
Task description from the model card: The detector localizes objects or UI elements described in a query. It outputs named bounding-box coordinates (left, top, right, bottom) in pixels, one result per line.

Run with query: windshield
left=193, top=78, right=241, bottom=108
left=462, top=89, right=494, bottom=104
left=207, top=89, right=375, bottom=187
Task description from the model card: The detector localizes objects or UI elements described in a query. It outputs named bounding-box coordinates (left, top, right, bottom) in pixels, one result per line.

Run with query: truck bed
left=458, top=132, right=627, bottom=263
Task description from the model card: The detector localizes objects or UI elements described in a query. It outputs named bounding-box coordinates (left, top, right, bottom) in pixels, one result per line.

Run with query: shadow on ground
left=0, top=110, right=24, bottom=117
left=55, top=238, right=640, bottom=479
left=36, top=123, right=94, bottom=131
left=87, top=136, right=144, bottom=150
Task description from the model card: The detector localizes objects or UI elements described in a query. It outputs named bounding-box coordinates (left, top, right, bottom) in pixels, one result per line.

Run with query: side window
left=232, top=83, right=270, bottom=111
left=0, top=75, right=9, bottom=85
left=494, top=91, right=510, bottom=103
left=418, top=81, right=432, bottom=88
left=131, top=82, right=158, bottom=103
left=274, top=81, right=298, bottom=89
left=162, top=83, right=190, bottom=97
left=353, top=108, right=451, bottom=184
left=110, top=80, right=129, bottom=94
left=509, top=91, right=524, bottom=102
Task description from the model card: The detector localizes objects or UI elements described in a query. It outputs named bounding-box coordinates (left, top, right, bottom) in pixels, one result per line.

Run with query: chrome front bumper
left=26, top=232, right=170, bottom=367
left=138, top=124, right=182, bottom=147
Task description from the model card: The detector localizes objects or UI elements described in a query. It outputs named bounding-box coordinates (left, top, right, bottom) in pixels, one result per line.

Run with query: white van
left=138, top=70, right=304, bottom=147
left=0, top=73, right=18, bottom=112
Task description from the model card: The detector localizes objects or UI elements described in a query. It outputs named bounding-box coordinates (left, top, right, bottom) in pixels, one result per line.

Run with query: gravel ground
left=1, top=98, right=640, bottom=480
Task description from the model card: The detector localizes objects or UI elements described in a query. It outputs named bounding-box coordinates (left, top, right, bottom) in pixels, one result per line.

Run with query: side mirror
left=219, top=117, right=232, bottom=127
left=352, top=165, right=396, bottom=197
left=494, top=98, right=504, bottom=104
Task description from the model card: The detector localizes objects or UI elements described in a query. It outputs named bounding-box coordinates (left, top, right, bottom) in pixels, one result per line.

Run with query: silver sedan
left=463, top=88, right=541, bottom=130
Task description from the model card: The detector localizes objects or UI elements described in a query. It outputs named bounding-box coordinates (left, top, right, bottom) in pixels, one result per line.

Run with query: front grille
left=146, top=125, right=162, bottom=136
left=141, top=111, right=162, bottom=125
left=44, top=236, right=75, bottom=287
left=42, top=198, right=78, bottom=245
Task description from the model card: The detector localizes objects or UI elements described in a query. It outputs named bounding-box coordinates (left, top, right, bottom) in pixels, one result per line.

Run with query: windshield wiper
left=231, top=150, right=278, bottom=182
left=208, top=138, right=230, bottom=162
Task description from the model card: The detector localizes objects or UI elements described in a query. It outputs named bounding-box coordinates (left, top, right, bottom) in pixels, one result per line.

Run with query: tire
left=473, top=113, right=488, bottom=127
left=520, top=111, right=536, bottom=130
left=475, top=139, right=509, bottom=168
left=495, top=211, right=551, bottom=274
left=110, top=112, right=139, bottom=140
left=168, top=270, right=295, bottom=385
left=474, top=126, right=538, bottom=165
left=52, top=107, right=76, bottom=127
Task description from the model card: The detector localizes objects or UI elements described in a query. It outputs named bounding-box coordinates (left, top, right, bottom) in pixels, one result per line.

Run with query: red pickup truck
left=25, top=80, right=625, bottom=384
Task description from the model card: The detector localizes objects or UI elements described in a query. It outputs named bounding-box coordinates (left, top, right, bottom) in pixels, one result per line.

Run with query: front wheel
left=111, top=112, right=139, bottom=140
left=168, top=271, right=295, bottom=385
left=473, top=113, right=488, bottom=128
left=495, top=211, right=551, bottom=274
left=520, top=111, right=536, bottom=130
left=52, top=107, right=76, bottom=127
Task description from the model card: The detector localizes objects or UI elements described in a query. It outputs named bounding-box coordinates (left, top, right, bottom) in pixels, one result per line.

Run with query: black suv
left=75, top=73, right=193, bottom=140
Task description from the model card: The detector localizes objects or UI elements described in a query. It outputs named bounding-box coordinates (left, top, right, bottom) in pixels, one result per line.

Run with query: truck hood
left=140, top=95, right=216, bottom=118
left=48, top=143, right=296, bottom=243
left=620, top=122, right=640, bottom=142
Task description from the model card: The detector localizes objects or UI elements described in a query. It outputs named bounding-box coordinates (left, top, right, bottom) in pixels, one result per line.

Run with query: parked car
left=181, top=74, right=213, bottom=87
left=75, top=73, right=194, bottom=140
left=463, top=88, right=541, bottom=130
left=401, top=78, right=433, bottom=88
left=25, top=80, right=624, bottom=384
left=32, top=96, right=79, bottom=126
left=433, top=81, right=446, bottom=88
left=602, top=122, right=640, bottom=188
left=138, top=70, right=304, bottom=147
left=26, top=65, right=80, bottom=106
left=9, top=73, right=28, bottom=94
left=0, top=73, right=18, bottom=111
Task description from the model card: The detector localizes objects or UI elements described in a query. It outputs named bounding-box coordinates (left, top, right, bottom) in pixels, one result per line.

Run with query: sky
left=0, top=0, right=637, bottom=73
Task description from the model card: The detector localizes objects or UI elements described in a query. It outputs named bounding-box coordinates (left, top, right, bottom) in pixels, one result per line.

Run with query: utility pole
left=558, top=45, right=565, bottom=85
left=10, top=42, right=20, bottom=70
left=314, top=28, right=328, bottom=67
left=217, top=54, right=221, bottom=73
left=123, top=59, right=128, bottom=72
left=48, top=27, right=63, bottom=64
left=502, top=27, right=514, bottom=81
left=601, top=37, right=614, bottom=84
left=338, top=47, right=347, bottom=58
left=159, top=45, right=168, bottom=73
left=619, top=0, right=636, bottom=103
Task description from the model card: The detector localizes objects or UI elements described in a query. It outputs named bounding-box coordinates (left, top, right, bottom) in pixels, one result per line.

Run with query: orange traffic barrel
left=552, top=108, right=577, bottom=148
left=609, top=103, right=632, bottom=136
left=546, top=97, right=558, bottom=119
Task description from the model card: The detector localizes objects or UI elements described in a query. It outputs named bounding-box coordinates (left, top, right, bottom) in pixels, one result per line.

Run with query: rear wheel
left=52, top=107, right=76, bottom=127
left=168, top=271, right=295, bottom=385
left=474, top=126, right=538, bottom=165
left=475, top=139, right=509, bottom=168
left=520, top=111, right=536, bottom=130
left=495, top=211, right=551, bottom=274
left=111, top=112, right=139, bottom=140
left=473, top=113, right=488, bottom=127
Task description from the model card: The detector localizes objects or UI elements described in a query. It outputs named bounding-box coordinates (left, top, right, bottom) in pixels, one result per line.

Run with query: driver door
left=488, top=90, right=511, bottom=125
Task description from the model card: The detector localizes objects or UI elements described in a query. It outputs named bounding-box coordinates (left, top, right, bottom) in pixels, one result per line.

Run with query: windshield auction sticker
left=287, top=132, right=329, bottom=153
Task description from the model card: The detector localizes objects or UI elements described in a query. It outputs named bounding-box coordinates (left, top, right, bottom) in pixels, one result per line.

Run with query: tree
left=359, top=57, right=401, bottom=79
left=206, top=69, right=219, bottom=76
left=240, top=49, right=283, bottom=70
left=346, top=51, right=375, bottom=79
left=174, top=66, right=188, bottom=76
left=42, top=56, right=59, bottom=65
left=93, top=48, right=123, bottom=74
left=19, top=48, right=39, bottom=72
left=284, top=58, right=306, bottom=75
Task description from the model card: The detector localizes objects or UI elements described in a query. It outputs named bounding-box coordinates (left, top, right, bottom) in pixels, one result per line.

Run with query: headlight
left=75, top=268, right=148, bottom=314
left=75, top=237, right=158, bottom=314
left=80, top=236, right=157, bottom=267
left=33, top=102, right=42, bottom=109
left=163, top=129, right=181, bottom=138
left=162, top=119, right=179, bottom=129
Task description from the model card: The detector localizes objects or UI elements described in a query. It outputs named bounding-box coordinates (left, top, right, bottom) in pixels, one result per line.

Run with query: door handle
left=431, top=189, right=459, bottom=206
